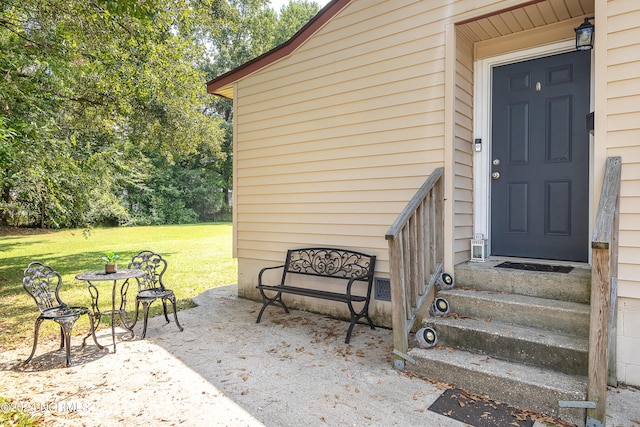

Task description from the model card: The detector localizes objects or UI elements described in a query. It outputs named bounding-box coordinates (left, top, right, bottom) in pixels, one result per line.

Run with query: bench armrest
left=345, top=274, right=374, bottom=299
left=258, top=264, right=286, bottom=286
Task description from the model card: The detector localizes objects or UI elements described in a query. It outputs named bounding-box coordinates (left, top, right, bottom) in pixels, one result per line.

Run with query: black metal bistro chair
left=22, top=262, right=103, bottom=367
left=127, top=251, right=184, bottom=338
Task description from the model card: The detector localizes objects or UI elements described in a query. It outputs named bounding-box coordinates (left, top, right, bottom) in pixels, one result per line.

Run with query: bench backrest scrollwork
left=283, top=248, right=376, bottom=283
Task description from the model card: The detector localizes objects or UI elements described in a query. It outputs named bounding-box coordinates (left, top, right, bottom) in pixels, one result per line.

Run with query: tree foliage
left=0, top=0, right=320, bottom=228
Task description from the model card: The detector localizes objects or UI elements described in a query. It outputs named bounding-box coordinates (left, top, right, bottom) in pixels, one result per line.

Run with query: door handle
left=492, top=172, right=500, bottom=180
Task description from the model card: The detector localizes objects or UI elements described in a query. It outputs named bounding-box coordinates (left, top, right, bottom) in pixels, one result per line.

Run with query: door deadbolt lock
left=492, top=172, right=500, bottom=180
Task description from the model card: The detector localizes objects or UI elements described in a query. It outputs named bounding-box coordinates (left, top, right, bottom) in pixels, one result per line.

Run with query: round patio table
left=75, top=269, right=145, bottom=353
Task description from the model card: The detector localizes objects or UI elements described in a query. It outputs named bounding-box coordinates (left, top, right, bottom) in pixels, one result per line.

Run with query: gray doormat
left=428, top=388, right=534, bottom=427
left=495, top=261, right=574, bottom=273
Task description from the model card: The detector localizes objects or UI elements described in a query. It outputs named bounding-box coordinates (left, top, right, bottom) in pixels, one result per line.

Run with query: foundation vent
left=374, top=277, right=391, bottom=301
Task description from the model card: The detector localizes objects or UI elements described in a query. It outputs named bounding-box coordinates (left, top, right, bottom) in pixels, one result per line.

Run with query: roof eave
left=206, top=0, right=351, bottom=98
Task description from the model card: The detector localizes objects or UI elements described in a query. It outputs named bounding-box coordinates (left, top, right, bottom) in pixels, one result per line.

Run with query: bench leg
left=345, top=320, right=356, bottom=344
left=345, top=301, right=375, bottom=344
left=256, top=289, right=289, bottom=323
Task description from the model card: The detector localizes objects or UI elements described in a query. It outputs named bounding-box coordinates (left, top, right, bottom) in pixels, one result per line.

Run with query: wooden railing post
left=588, top=247, right=612, bottom=424
left=388, top=234, right=408, bottom=369
left=587, top=156, right=621, bottom=426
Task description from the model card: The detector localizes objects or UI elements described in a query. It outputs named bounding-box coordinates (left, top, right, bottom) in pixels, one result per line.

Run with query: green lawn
left=0, top=223, right=236, bottom=353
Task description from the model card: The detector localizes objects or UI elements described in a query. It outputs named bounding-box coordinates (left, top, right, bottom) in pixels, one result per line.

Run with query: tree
left=0, top=0, right=320, bottom=228
left=0, top=0, right=223, bottom=227
left=274, top=0, right=320, bottom=46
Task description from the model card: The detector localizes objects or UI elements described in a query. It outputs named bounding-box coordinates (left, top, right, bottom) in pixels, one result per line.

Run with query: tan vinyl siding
left=234, top=0, right=452, bottom=287
left=234, top=0, right=523, bottom=283
left=601, top=0, right=640, bottom=386
left=604, top=0, right=640, bottom=301
left=232, top=0, right=496, bottom=326
left=474, top=18, right=581, bottom=59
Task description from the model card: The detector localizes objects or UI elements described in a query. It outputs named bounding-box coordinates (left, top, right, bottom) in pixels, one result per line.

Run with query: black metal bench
left=256, top=247, right=377, bottom=343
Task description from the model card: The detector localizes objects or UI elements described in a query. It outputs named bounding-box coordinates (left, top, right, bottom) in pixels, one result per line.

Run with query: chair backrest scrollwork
left=128, top=250, right=167, bottom=291
left=23, top=262, right=65, bottom=313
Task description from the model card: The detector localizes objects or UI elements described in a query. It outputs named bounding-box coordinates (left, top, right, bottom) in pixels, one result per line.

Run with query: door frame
left=472, top=40, right=594, bottom=260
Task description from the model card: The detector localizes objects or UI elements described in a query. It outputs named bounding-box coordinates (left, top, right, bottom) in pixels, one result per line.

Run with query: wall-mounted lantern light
left=575, top=17, right=595, bottom=51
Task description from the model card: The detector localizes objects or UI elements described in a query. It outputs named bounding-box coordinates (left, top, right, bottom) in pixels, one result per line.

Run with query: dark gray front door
left=491, top=51, right=591, bottom=262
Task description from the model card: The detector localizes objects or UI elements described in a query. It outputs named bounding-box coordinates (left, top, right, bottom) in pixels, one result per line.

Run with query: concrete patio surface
left=1, top=284, right=638, bottom=426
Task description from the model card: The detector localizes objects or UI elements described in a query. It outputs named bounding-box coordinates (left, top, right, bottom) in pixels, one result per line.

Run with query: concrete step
left=454, top=259, right=591, bottom=304
left=407, top=345, right=588, bottom=425
left=422, top=316, right=589, bottom=376
left=437, top=288, right=590, bottom=337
